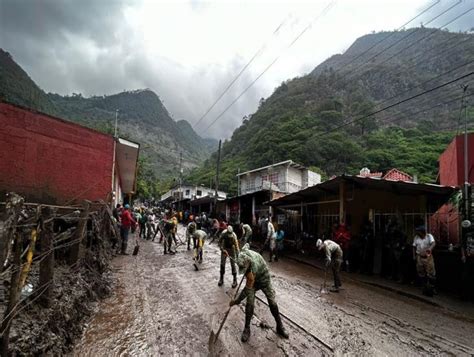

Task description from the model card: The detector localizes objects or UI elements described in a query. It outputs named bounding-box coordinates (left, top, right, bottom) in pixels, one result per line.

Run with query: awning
left=269, top=175, right=456, bottom=207
left=116, top=138, right=140, bottom=194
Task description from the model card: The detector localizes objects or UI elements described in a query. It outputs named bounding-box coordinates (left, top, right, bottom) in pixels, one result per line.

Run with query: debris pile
left=0, top=193, right=119, bottom=355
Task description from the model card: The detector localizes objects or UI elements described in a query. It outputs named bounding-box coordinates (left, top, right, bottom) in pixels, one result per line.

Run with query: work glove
left=325, top=259, right=331, bottom=268
left=229, top=299, right=237, bottom=307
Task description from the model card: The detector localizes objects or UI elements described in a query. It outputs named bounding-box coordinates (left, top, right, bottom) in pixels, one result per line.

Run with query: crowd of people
left=110, top=203, right=472, bottom=343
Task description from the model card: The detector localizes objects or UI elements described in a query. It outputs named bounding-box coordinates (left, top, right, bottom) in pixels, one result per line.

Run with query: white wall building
left=237, top=160, right=321, bottom=196
left=160, top=184, right=227, bottom=202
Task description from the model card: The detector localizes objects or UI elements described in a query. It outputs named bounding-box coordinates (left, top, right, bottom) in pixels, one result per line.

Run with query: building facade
left=238, top=160, right=321, bottom=196
left=0, top=102, right=139, bottom=206
left=160, top=184, right=227, bottom=203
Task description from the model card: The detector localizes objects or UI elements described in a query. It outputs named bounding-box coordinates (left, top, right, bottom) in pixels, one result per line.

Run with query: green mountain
left=0, top=49, right=216, bottom=182
left=188, top=28, right=474, bottom=194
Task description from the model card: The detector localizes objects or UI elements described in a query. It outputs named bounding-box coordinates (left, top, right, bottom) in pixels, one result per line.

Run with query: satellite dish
left=461, top=220, right=472, bottom=228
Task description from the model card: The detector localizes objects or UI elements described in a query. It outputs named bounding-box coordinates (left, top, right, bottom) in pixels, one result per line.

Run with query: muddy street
left=73, top=227, right=474, bottom=356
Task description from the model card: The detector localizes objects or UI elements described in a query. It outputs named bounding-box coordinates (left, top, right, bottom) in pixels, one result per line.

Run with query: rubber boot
left=232, top=274, right=238, bottom=288
left=121, top=243, right=129, bottom=255
left=218, top=274, right=224, bottom=287
left=241, top=327, right=251, bottom=342
left=270, top=304, right=289, bottom=339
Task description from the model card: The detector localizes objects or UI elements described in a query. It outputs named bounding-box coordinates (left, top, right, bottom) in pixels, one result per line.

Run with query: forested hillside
left=188, top=28, right=474, bottom=195
left=0, top=49, right=216, bottom=190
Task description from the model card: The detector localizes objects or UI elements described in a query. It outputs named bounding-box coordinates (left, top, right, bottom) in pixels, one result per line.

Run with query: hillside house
left=0, top=101, right=139, bottom=206
left=225, top=161, right=321, bottom=224
left=160, top=184, right=227, bottom=213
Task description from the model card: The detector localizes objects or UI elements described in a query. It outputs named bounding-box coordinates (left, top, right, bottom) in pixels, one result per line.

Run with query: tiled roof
left=383, top=168, right=413, bottom=182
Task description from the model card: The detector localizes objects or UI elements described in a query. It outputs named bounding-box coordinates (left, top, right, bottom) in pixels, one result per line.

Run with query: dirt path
left=72, top=226, right=474, bottom=356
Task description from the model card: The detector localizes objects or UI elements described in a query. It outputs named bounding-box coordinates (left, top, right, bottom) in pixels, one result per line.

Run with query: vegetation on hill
left=0, top=49, right=216, bottom=198
left=187, top=28, right=474, bottom=195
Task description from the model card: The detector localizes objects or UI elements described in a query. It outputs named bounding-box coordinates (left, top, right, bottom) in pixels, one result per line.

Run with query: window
left=197, top=190, right=202, bottom=196
left=185, top=189, right=190, bottom=196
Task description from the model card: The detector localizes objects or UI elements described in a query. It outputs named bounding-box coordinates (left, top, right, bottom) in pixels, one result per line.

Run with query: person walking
left=230, top=243, right=289, bottom=342
left=316, top=239, right=343, bottom=292
left=139, top=210, right=147, bottom=239
left=263, top=218, right=276, bottom=262
left=120, top=204, right=136, bottom=255
left=218, top=226, right=240, bottom=287
left=412, top=226, right=436, bottom=296
left=274, top=227, right=285, bottom=262
left=163, top=218, right=176, bottom=255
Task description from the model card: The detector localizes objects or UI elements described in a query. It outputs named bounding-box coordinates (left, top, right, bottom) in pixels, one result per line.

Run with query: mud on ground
left=6, top=245, right=113, bottom=356
left=73, top=226, right=474, bottom=356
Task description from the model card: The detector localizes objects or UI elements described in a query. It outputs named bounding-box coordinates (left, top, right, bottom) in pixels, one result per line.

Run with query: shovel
left=132, top=237, right=140, bottom=256
left=209, top=272, right=246, bottom=350
left=319, top=268, right=328, bottom=294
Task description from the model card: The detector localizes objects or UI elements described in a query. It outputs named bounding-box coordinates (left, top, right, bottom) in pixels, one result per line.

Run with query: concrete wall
left=0, top=102, right=114, bottom=204
left=439, top=133, right=474, bottom=187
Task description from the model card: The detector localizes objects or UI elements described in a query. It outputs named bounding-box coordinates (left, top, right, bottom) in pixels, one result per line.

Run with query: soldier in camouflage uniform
left=239, top=223, right=253, bottom=246
left=186, top=220, right=197, bottom=250
left=193, top=229, right=207, bottom=264
left=230, top=243, right=289, bottom=342
left=163, top=218, right=176, bottom=255
left=218, top=226, right=240, bottom=287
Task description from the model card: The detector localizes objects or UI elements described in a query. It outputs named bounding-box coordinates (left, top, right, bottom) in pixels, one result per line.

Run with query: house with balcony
left=226, top=160, right=321, bottom=224
left=160, top=184, right=227, bottom=212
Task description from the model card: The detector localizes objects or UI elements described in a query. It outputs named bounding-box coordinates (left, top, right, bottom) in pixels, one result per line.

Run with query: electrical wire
left=337, top=0, right=465, bottom=82
left=201, top=1, right=336, bottom=132
left=192, top=16, right=289, bottom=128
left=329, top=0, right=441, bottom=76
left=316, top=71, right=474, bottom=137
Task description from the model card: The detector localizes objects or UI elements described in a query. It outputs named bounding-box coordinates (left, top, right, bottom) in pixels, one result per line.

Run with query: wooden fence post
left=38, top=206, right=54, bottom=308
left=0, top=193, right=24, bottom=357
left=67, top=201, right=90, bottom=266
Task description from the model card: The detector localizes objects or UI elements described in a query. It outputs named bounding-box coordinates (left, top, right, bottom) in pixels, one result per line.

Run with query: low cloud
left=1, top=0, right=469, bottom=139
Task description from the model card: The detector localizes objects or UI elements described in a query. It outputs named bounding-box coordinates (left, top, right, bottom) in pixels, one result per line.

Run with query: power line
left=317, top=71, right=474, bottom=137
left=358, top=6, right=473, bottom=76
left=192, top=16, right=289, bottom=128
left=201, top=1, right=336, bottom=133
left=328, top=0, right=441, bottom=75
left=338, top=0, right=464, bottom=84
left=377, top=59, right=474, bottom=107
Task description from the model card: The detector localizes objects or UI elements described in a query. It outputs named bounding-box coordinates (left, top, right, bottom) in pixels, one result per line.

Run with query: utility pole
left=114, top=109, right=119, bottom=138
left=179, top=152, right=183, bottom=211
left=462, top=85, right=471, bottom=222
left=214, top=140, right=222, bottom=216
left=237, top=167, right=241, bottom=196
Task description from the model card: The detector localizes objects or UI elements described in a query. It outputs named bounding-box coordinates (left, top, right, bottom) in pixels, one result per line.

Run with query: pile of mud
left=7, top=236, right=114, bottom=355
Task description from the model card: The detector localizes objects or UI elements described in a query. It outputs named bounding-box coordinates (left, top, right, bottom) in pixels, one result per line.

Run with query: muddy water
left=73, top=226, right=474, bottom=356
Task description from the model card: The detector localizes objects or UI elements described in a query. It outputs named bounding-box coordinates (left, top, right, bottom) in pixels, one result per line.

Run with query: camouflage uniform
left=321, top=240, right=343, bottom=289
left=233, top=244, right=288, bottom=342
left=193, top=229, right=207, bottom=263
left=218, top=228, right=240, bottom=286
left=240, top=224, right=253, bottom=246
left=163, top=219, right=176, bottom=254
left=186, top=222, right=197, bottom=250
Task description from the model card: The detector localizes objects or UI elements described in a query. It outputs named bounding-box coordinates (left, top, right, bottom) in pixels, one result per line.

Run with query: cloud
left=2, top=0, right=470, bottom=139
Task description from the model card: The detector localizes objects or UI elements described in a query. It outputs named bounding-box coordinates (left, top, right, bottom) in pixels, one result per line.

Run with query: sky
left=0, top=0, right=472, bottom=139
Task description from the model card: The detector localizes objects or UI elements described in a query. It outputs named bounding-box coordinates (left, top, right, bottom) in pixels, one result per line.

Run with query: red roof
left=383, top=168, right=413, bottom=182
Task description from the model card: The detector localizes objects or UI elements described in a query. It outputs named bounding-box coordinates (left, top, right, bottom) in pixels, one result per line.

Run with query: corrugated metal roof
left=268, top=175, right=456, bottom=206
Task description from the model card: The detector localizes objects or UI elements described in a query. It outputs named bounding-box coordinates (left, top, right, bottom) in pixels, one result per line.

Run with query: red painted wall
left=0, top=102, right=114, bottom=204
left=439, top=133, right=474, bottom=187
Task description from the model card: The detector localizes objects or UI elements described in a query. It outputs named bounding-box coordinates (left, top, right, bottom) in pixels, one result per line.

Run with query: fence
left=0, top=193, right=119, bottom=356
